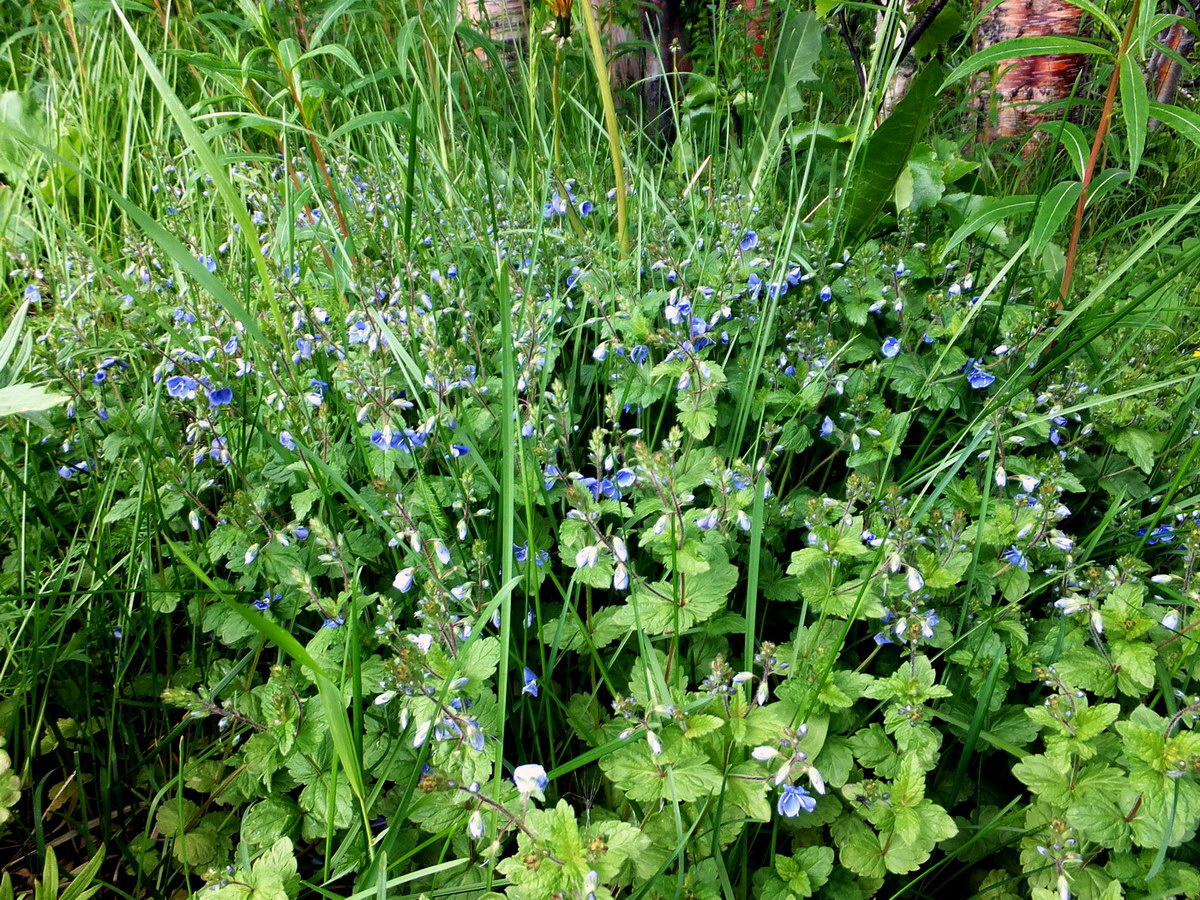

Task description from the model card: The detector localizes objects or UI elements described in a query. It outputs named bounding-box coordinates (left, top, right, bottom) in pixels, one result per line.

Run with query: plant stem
left=1059, top=0, right=1143, bottom=305
left=577, top=0, right=629, bottom=256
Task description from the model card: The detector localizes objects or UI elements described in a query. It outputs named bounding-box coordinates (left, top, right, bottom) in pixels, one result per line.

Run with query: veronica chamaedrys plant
left=0, top=299, right=68, bottom=417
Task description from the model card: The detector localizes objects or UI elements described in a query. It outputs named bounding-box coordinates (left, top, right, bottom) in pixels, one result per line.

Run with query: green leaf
left=942, top=36, right=1109, bottom=89
left=841, top=63, right=943, bottom=248
left=1106, top=426, right=1161, bottom=473
left=941, top=195, right=1037, bottom=258
left=0, top=383, right=69, bottom=417
left=599, top=742, right=723, bottom=804
left=1038, top=120, right=1090, bottom=179
left=1030, top=181, right=1083, bottom=256
left=1150, top=101, right=1200, bottom=148
left=1111, top=640, right=1155, bottom=695
left=165, top=540, right=368, bottom=826
left=1013, top=754, right=1073, bottom=806
left=242, top=798, right=300, bottom=850
left=1119, top=54, right=1149, bottom=174
left=748, top=9, right=822, bottom=188
left=894, top=143, right=945, bottom=213
left=1064, top=0, right=1121, bottom=37
left=832, top=816, right=885, bottom=879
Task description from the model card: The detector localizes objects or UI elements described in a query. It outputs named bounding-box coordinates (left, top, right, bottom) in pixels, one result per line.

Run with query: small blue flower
left=97, top=409, right=109, bottom=421
left=966, top=366, right=995, bottom=389
left=881, top=337, right=901, bottom=358
left=166, top=375, right=198, bottom=399
left=323, top=614, right=345, bottom=629
left=738, top=231, right=758, bottom=252
left=578, top=200, right=593, bottom=216
left=279, top=430, right=296, bottom=451
left=777, top=783, right=816, bottom=818
left=198, top=254, right=217, bottom=274
left=630, top=345, right=649, bottom=365
left=255, top=591, right=282, bottom=611
left=450, top=444, right=469, bottom=458
left=820, top=416, right=835, bottom=437
left=348, top=321, right=371, bottom=344
left=819, top=285, right=833, bottom=302
left=522, top=668, right=539, bottom=697
left=208, top=387, right=233, bottom=408
left=1003, top=545, right=1029, bottom=570
left=293, top=526, right=309, bottom=540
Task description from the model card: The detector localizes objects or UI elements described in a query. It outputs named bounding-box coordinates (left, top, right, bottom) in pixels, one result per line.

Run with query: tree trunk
left=972, top=0, right=1088, bottom=141
left=1148, top=4, right=1196, bottom=128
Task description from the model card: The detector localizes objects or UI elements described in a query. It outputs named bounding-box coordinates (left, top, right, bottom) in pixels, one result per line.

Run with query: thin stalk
left=1059, top=0, right=1143, bottom=304
left=576, top=0, right=628, bottom=255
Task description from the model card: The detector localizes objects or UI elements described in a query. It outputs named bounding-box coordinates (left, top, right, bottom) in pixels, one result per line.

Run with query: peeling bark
left=972, top=0, right=1087, bottom=141
left=1148, top=4, right=1196, bottom=128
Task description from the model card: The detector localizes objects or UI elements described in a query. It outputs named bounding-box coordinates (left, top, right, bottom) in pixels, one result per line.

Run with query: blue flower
left=198, top=254, right=217, bottom=274
left=777, top=783, right=816, bottom=817
left=255, top=591, right=282, bottom=611
left=819, top=285, right=833, bottom=302
left=820, top=416, right=835, bottom=437
left=166, top=375, right=198, bottom=399
left=881, top=337, right=901, bottom=358
left=514, top=543, right=529, bottom=562
left=966, top=366, right=994, bottom=389
left=630, top=345, right=649, bottom=365
left=513, top=764, right=548, bottom=800
left=1003, top=545, right=1029, bottom=570
left=578, top=200, right=593, bottom=216
left=522, top=668, right=539, bottom=697
left=279, top=430, right=296, bottom=451
left=738, top=231, right=758, bottom=252
left=208, top=387, right=233, bottom=408
left=450, top=444, right=469, bottom=458
left=348, top=321, right=371, bottom=344
left=1137, top=524, right=1175, bottom=545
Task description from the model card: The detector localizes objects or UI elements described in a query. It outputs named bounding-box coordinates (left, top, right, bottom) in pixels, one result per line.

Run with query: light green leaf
left=1119, top=54, right=1149, bottom=174
left=1030, top=181, right=1083, bottom=257
left=941, top=195, right=1037, bottom=258
left=0, top=383, right=69, bottom=417
left=942, top=37, right=1109, bottom=90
